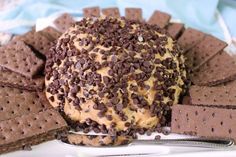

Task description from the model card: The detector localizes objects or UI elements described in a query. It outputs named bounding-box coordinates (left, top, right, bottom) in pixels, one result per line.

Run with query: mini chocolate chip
left=111, top=97, right=119, bottom=105
left=110, top=122, right=116, bottom=128
left=138, top=128, right=145, bottom=135
left=125, top=122, right=131, bottom=127
left=70, top=85, right=79, bottom=94
left=146, top=130, right=152, bottom=136
left=49, top=96, right=55, bottom=102
left=93, top=103, right=98, bottom=110
left=75, top=62, right=82, bottom=69
left=110, top=55, right=117, bottom=62
left=83, top=128, right=90, bottom=133
left=73, top=97, right=80, bottom=105
left=97, top=111, right=105, bottom=118
left=93, top=127, right=101, bottom=133
left=103, top=76, right=110, bottom=85
left=106, top=115, right=113, bottom=121
left=116, top=103, right=123, bottom=111
left=107, top=102, right=113, bottom=107
left=22, top=145, right=32, bottom=151
left=155, top=135, right=161, bottom=140
left=162, top=128, right=170, bottom=135
left=143, top=61, right=150, bottom=67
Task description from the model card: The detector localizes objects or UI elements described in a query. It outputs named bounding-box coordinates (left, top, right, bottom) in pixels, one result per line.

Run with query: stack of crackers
left=0, top=15, right=76, bottom=154
left=0, top=10, right=77, bottom=154
left=170, top=22, right=236, bottom=142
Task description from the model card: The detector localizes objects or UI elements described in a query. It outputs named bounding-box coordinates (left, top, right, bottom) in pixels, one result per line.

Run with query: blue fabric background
left=0, top=0, right=235, bottom=40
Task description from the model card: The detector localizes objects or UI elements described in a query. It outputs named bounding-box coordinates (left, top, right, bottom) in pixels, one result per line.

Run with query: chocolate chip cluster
left=45, top=17, right=187, bottom=136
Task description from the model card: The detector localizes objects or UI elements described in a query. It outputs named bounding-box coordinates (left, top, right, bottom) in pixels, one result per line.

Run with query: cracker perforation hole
left=202, top=117, right=206, bottom=123
left=212, top=113, right=215, bottom=117
left=3, top=61, right=8, bottom=65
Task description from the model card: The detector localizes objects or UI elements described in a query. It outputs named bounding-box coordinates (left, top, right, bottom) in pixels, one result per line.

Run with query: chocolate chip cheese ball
left=45, top=17, right=186, bottom=135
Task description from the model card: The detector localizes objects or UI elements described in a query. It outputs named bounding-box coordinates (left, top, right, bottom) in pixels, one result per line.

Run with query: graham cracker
left=102, top=7, right=120, bottom=17
left=83, top=7, right=100, bottom=17
left=0, top=68, right=44, bottom=91
left=191, top=51, right=236, bottom=86
left=178, top=28, right=206, bottom=53
left=171, top=104, right=236, bottom=141
left=148, top=10, right=171, bottom=28
left=189, top=85, right=236, bottom=108
left=167, top=23, right=185, bottom=39
left=0, top=40, right=44, bottom=78
left=54, top=13, right=75, bottom=33
left=125, top=8, right=143, bottom=21
left=0, top=109, right=67, bottom=154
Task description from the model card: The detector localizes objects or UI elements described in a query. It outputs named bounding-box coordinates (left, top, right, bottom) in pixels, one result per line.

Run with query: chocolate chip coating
left=45, top=17, right=186, bottom=135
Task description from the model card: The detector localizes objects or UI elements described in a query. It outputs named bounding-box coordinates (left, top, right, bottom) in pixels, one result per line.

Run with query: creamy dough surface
left=45, top=17, right=186, bottom=135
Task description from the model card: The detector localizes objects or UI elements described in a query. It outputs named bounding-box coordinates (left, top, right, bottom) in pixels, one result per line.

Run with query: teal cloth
left=0, top=0, right=235, bottom=40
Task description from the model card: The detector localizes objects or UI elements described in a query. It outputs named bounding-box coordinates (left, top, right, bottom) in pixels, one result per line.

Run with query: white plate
left=3, top=16, right=234, bottom=157
left=2, top=133, right=236, bottom=157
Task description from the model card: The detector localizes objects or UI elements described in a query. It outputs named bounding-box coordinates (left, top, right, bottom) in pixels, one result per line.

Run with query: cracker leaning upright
left=45, top=17, right=187, bottom=136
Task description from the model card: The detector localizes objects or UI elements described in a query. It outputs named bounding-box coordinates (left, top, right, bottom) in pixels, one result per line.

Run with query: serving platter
left=1, top=7, right=236, bottom=157
left=3, top=133, right=236, bottom=157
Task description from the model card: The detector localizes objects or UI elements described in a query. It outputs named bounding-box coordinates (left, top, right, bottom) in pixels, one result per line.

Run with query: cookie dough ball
left=45, top=17, right=186, bottom=135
